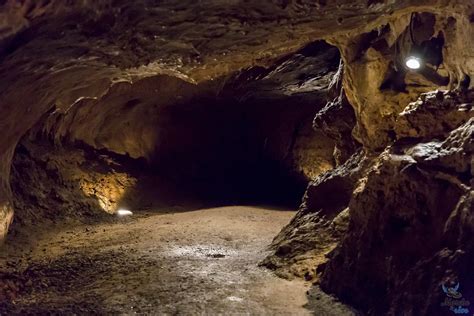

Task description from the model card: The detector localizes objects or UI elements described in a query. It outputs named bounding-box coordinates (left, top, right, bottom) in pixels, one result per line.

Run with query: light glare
left=405, top=57, right=421, bottom=70
left=116, top=209, right=133, bottom=216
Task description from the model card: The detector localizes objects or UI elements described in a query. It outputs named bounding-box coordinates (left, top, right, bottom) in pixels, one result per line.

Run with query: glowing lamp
left=405, top=56, right=422, bottom=70
left=116, top=209, right=133, bottom=217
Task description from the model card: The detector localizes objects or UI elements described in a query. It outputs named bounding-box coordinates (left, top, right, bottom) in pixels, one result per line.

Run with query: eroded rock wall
left=263, top=2, right=473, bottom=314
left=1, top=0, right=473, bottom=240
left=10, top=139, right=139, bottom=229
left=333, top=9, right=474, bottom=149
left=321, top=90, right=473, bottom=314
left=0, top=2, right=473, bottom=314
left=5, top=37, right=341, bottom=232
left=261, top=56, right=362, bottom=279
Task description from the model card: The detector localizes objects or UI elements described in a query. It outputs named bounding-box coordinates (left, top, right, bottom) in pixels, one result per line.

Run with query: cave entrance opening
left=8, top=41, right=341, bottom=236
left=1, top=37, right=347, bottom=313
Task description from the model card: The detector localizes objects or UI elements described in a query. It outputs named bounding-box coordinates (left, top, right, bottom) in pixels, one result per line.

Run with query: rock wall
left=261, top=57, right=362, bottom=279
left=5, top=38, right=341, bottom=232
left=321, top=90, right=473, bottom=314
left=262, top=2, right=474, bottom=314
left=1, top=0, right=472, bottom=240
left=333, top=9, right=474, bottom=149
left=319, top=7, right=473, bottom=313
left=0, top=1, right=473, bottom=314
left=10, top=139, right=139, bottom=231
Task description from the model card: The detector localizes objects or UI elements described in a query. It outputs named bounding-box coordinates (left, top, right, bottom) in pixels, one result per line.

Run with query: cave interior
left=0, top=1, right=473, bottom=315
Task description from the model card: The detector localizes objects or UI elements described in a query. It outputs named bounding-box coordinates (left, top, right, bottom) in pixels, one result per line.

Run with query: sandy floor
left=0, top=206, right=356, bottom=315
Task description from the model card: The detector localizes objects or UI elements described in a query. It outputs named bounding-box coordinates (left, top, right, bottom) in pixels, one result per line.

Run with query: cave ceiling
left=0, top=0, right=473, bottom=243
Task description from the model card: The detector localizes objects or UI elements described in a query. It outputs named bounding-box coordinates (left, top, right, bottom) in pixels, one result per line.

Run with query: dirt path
left=0, top=206, right=355, bottom=315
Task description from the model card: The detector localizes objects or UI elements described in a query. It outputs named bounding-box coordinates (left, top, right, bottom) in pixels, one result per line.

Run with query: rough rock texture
left=10, top=138, right=139, bottom=231
left=261, top=57, right=363, bottom=279
left=6, top=39, right=341, bottom=233
left=1, top=0, right=473, bottom=240
left=261, top=150, right=368, bottom=279
left=0, top=1, right=473, bottom=315
left=313, top=61, right=359, bottom=166
left=224, top=41, right=341, bottom=181
left=321, top=90, right=473, bottom=315
left=335, top=9, right=474, bottom=150
left=260, top=3, right=474, bottom=313
left=396, top=89, right=474, bottom=140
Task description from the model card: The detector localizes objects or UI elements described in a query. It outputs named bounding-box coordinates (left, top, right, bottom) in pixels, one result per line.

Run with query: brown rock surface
left=1, top=0, right=473, bottom=239
left=263, top=5, right=473, bottom=312
left=321, top=90, right=473, bottom=315
left=0, top=1, right=473, bottom=315
left=313, top=61, right=360, bottom=165
left=261, top=149, right=370, bottom=280
left=261, top=52, right=362, bottom=280
left=396, top=90, right=474, bottom=140
left=10, top=138, right=139, bottom=230
left=4, top=38, right=341, bottom=234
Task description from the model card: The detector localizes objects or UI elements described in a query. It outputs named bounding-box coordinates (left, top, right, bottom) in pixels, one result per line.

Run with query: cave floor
left=0, top=206, right=354, bottom=315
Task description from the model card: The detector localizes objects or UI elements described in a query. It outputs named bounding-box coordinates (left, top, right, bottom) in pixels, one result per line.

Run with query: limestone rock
left=261, top=150, right=369, bottom=279
left=10, top=139, right=139, bottom=232
left=396, top=90, right=474, bottom=140
left=0, top=1, right=473, bottom=315
left=1, top=0, right=473, bottom=241
left=320, top=91, right=473, bottom=315
left=313, top=61, right=359, bottom=166
left=225, top=41, right=341, bottom=181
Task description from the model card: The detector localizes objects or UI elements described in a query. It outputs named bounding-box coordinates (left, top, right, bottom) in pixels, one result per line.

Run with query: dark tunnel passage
left=1, top=40, right=348, bottom=315
left=1, top=1, right=472, bottom=315
left=7, top=41, right=341, bottom=234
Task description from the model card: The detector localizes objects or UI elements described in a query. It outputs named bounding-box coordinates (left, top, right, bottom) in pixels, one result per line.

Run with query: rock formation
left=0, top=0, right=473, bottom=314
left=321, top=90, right=473, bottom=314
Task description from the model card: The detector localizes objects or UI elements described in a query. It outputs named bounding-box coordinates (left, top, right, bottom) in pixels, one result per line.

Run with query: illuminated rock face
left=321, top=91, right=473, bottom=314
left=0, top=0, right=473, bottom=314
left=10, top=139, right=139, bottom=228
left=0, top=0, right=472, bottom=238
left=5, top=38, right=341, bottom=233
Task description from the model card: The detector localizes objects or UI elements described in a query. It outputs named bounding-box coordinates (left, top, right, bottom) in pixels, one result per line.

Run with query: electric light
left=116, top=209, right=133, bottom=216
left=405, top=56, right=421, bottom=70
